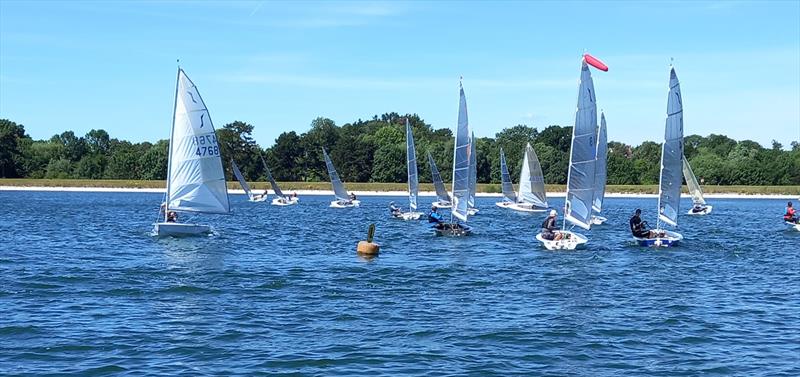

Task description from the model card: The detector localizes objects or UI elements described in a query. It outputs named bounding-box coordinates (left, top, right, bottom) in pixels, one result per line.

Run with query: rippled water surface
left=1, top=191, right=799, bottom=376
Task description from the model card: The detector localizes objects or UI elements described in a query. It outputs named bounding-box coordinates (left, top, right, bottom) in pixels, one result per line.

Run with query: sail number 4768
left=193, top=135, right=220, bottom=157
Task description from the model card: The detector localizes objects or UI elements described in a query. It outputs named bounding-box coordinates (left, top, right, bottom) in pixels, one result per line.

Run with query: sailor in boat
left=540, top=210, right=564, bottom=241
left=159, top=202, right=178, bottom=223
left=349, top=192, right=357, bottom=201
left=784, top=202, right=798, bottom=223
left=252, top=193, right=266, bottom=201
left=389, top=201, right=402, bottom=218
left=691, top=203, right=707, bottom=214
left=428, top=204, right=443, bottom=223
left=629, top=209, right=664, bottom=239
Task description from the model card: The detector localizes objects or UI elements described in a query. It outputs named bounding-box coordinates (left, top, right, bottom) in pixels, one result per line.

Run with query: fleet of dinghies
left=151, top=59, right=744, bottom=244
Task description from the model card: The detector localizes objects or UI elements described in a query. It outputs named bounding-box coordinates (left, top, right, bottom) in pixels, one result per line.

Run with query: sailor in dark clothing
left=389, top=201, right=402, bottom=217
left=428, top=205, right=443, bottom=223
left=691, top=203, right=706, bottom=213
left=630, top=208, right=655, bottom=238
left=540, top=209, right=563, bottom=241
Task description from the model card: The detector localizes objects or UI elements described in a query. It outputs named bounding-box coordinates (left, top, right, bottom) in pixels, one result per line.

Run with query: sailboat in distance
left=496, top=143, right=548, bottom=213
left=397, top=119, right=423, bottom=220
left=591, top=112, right=608, bottom=224
left=683, top=155, right=711, bottom=215
left=154, top=67, right=230, bottom=236
left=427, top=152, right=452, bottom=209
left=261, top=155, right=298, bottom=206
left=323, top=148, right=360, bottom=208
left=231, top=159, right=268, bottom=202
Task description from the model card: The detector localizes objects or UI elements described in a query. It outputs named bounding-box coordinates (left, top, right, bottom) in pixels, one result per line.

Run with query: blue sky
left=1, top=0, right=798, bottom=148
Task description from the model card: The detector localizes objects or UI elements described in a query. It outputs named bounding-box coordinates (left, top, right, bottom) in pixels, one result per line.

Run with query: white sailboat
left=427, top=152, right=452, bottom=209
left=433, top=80, right=473, bottom=236
left=538, top=57, right=600, bottom=250
left=635, top=66, right=685, bottom=247
left=323, top=148, right=359, bottom=208
left=231, top=159, right=268, bottom=202
left=154, top=68, right=231, bottom=236
left=683, top=155, right=711, bottom=215
left=396, top=119, right=423, bottom=220
left=591, top=112, right=608, bottom=224
left=261, top=155, right=297, bottom=206
left=496, top=143, right=549, bottom=213
left=467, top=132, right=479, bottom=215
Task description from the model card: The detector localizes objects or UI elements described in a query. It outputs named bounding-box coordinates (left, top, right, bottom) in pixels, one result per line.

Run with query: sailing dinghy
left=261, top=155, right=298, bottom=206
left=591, top=112, right=608, bottom=224
left=496, top=143, right=548, bottom=213
left=154, top=68, right=231, bottom=236
left=467, top=132, right=479, bottom=216
left=232, top=159, right=268, bottom=202
left=433, top=80, right=473, bottom=236
left=634, top=66, right=685, bottom=247
left=395, top=119, right=423, bottom=220
left=683, top=155, right=711, bottom=215
left=323, top=148, right=359, bottom=208
left=427, top=152, right=452, bottom=209
left=537, top=56, right=605, bottom=250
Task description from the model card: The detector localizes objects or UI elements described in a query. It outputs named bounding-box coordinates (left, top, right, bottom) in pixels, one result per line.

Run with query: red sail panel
left=583, top=53, right=608, bottom=72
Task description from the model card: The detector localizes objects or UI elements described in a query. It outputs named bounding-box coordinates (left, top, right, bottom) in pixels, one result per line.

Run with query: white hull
left=271, top=197, right=299, bottom=206
left=495, top=201, right=547, bottom=213
left=686, top=205, right=712, bottom=215
left=536, top=231, right=588, bottom=250
left=590, top=215, right=607, bottom=225
left=330, top=199, right=360, bottom=208
left=394, top=211, right=423, bottom=220
left=249, top=195, right=269, bottom=202
left=467, top=207, right=479, bottom=216
left=432, top=200, right=452, bottom=209
left=786, top=221, right=800, bottom=231
left=634, top=229, right=683, bottom=247
left=153, top=222, right=212, bottom=237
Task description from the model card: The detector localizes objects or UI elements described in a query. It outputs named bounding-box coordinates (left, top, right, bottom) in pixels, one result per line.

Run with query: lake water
left=1, top=191, right=799, bottom=376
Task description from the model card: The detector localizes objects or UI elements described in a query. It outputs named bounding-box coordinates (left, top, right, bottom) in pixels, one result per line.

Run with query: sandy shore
left=1, top=185, right=797, bottom=199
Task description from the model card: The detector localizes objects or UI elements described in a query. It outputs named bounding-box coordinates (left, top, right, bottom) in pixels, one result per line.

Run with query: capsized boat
left=683, top=155, right=711, bottom=215
left=634, top=66, right=685, bottom=247
left=496, top=143, right=548, bottom=213
left=232, top=159, right=268, bottom=202
left=538, top=56, right=603, bottom=250
left=260, top=155, right=298, bottom=206
left=467, top=132, right=479, bottom=216
left=591, top=112, right=608, bottom=224
left=427, top=151, right=452, bottom=209
left=396, top=119, right=423, bottom=220
left=154, top=68, right=231, bottom=236
left=323, top=148, right=359, bottom=208
left=434, top=80, right=472, bottom=236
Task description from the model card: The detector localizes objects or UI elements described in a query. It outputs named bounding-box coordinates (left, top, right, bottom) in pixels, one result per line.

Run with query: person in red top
left=784, top=202, right=798, bottom=223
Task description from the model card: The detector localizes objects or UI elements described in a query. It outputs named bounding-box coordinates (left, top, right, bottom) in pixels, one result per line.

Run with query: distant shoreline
left=2, top=185, right=798, bottom=199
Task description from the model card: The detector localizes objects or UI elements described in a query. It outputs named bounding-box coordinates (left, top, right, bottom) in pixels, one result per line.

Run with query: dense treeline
left=2, top=115, right=799, bottom=185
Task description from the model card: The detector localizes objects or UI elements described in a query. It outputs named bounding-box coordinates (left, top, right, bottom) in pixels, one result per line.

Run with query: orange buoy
left=357, top=224, right=380, bottom=255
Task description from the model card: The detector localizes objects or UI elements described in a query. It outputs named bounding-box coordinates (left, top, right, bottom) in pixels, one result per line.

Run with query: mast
left=164, top=66, right=181, bottom=222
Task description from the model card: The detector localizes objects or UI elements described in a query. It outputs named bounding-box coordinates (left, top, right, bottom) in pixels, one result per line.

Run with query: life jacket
left=785, top=207, right=796, bottom=220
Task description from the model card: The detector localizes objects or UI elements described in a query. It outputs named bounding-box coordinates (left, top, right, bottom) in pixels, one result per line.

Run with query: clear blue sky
left=1, top=1, right=798, bottom=148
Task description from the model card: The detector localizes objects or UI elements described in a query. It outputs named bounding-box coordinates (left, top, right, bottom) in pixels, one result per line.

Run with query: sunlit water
left=1, top=191, right=798, bottom=376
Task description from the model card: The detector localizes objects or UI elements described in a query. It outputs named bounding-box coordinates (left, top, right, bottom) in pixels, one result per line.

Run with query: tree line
left=2, top=114, right=799, bottom=185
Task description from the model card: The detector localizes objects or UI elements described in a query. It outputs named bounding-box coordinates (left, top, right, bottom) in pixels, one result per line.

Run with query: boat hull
left=686, top=205, right=713, bottom=215
left=393, top=211, right=423, bottom=220
left=249, top=195, right=269, bottom=202
left=634, top=229, right=683, bottom=247
left=272, top=197, right=299, bottom=206
left=330, top=200, right=360, bottom=208
left=432, top=201, right=452, bottom=209
left=432, top=223, right=472, bottom=236
left=590, top=215, right=607, bottom=225
left=467, top=207, right=479, bottom=216
left=153, top=222, right=213, bottom=237
left=536, top=231, right=588, bottom=250
left=785, top=221, right=800, bottom=231
left=496, top=201, right=547, bottom=213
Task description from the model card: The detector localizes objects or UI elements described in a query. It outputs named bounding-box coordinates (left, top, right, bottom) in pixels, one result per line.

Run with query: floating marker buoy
left=357, top=223, right=380, bottom=255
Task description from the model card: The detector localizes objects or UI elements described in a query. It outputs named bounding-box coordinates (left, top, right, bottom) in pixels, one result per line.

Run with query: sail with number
left=260, top=155, right=283, bottom=198
left=518, top=143, right=548, bottom=208
left=231, top=160, right=253, bottom=200
left=427, top=152, right=451, bottom=204
left=406, top=119, right=419, bottom=211
left=499, top=148, right=516, bottom=202
left=564, top=60, right=598, bottom=230
left=468, top=132, right=477, bottom=208
left=322, top=148, right=349, bottom=201
left=658, top=67, right=685, bottom=227
left=592, top=113, right=608, bottom=213
left=165, top=68, right=230, bottom=214
left=451, top=82, right=472, bottom=222
left=682, top=155, right=705, bottom=205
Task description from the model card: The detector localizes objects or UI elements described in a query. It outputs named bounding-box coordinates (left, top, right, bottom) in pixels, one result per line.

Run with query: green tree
left=0, top=119, right=29, bottom=177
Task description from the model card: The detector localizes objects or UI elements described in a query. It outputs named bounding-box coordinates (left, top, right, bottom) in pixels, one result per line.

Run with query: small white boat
left=786, top=221, right=800, bottom=231
left=536, top=231, right=588, bottom=250
left=427, top=152, right=452, bottom=209
left=590, top=112, right=608, bottom=224
left=634, top=66, right=685, bottom=247
left=393, top=119, right=423, bottom=220
left=272, top=196, right=299, bottom=206
left=231, top=159, right=268, bottom=202
left=322, top=148, right=359, bottom=208
left=261, top=155, right=298, bottom=206
left=590, top=216, right=607, bottom=225
left=496, top=143, right=548, bottom=213
left=683, top=155, right=712, bottom=215
left=154, top=68, right=230, bottom=237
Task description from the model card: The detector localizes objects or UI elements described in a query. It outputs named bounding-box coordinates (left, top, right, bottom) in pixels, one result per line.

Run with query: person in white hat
left=540, top=209, right=563, bottom=241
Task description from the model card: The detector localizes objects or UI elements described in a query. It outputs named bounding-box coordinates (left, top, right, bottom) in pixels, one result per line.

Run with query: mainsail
left=468, top=132, right=477, bottom=208
left=165, top=68, right=230, bottom=214
left=658, top=67, right=685, bottom=227
left=231, top=160, right=253, bottom=200
left=322, top=148, right=349, bottom=201
left=564, top=60, right=598, bottom=230
left=499, top=148, right=516, bottom=202
left=427, top=152, right=451, bottom=204
left=406, top=119, right=419, bottom=211
left=682, top=155, right=705, bottom=205
left=261, top=155, right=283, bottom=198
left=518, top=143, right=548, bottom=208
left=451, top=82, right=471, bottom=222
left=592, top=113, right=608, bottom=213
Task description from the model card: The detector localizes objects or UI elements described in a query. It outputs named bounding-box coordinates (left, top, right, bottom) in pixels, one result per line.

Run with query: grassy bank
left=2, top=179, right=799, bottom=195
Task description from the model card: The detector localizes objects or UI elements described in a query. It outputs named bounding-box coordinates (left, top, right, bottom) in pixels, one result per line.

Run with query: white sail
left=682, top=155, right=705, bottom=205
left=322, top=148, right=349, bottom=201
left=468, top=132, right=477, bottom=208
left=165, top=68, right=230, bottom=214
left=657, top=67, right=685, bottom=227
left=231, top=160, right=253, bottom=200
left=564, top=61, right=597, bottom=230
left=499, top=148, right=516, bottom=202
left=427, top=152, right=451, bottom=204
left=518, top=143, right=548, bottom=208
left=406, top=119, right=419, bottom=211
left=451, top=82, right=471, bottom=222
left=261, top=155, right=283, bottom=198
left=592, top=113, right=608, bottom=213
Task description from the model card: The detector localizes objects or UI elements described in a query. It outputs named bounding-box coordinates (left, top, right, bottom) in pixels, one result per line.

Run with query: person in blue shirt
left=428, top=204, right=443, bottom=223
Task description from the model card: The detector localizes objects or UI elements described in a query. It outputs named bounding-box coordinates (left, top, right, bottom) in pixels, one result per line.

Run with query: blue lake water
left=1, top=191, right=799, bottom=376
